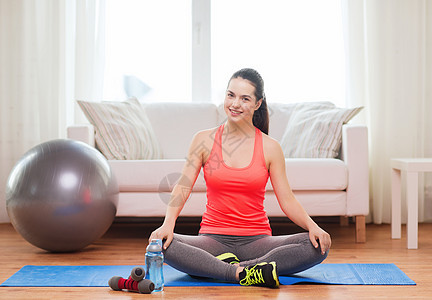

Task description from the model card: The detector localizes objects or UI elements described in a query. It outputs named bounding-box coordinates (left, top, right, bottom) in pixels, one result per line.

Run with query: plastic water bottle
left=145, top=239, right=164, bottom=292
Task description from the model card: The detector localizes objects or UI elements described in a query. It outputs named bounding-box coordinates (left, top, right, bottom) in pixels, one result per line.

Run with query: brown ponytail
left=252, top=94, right=269, bottom=135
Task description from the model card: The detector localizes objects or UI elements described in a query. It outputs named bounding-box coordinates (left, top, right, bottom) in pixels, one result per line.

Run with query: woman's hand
left=308, top=226, right=331, bottom=255
left=149, top=224, right=174, bottom=250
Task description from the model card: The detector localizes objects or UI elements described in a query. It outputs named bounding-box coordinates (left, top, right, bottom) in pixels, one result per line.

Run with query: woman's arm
left=149, top=131, right=208, bottom=249
left=266, top=137, right=331, bottom=254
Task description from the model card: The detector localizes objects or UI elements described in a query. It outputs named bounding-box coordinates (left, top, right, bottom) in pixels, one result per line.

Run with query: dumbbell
left=109, top=276, right=154, bottom=294
left=130, top=266, right=145, bottom=281
left=108, top=266, right=154, bottom=294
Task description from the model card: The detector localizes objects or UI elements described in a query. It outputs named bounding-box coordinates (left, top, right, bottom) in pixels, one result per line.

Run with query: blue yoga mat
left=0, top=264, right=415, bottom=287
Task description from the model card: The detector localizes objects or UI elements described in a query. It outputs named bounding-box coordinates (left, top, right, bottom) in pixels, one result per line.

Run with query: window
left=211, top=0, right=345, bottom=106
left=104, top=0, right=345, bottom=106
left=104, top=0, right=192, bottom=102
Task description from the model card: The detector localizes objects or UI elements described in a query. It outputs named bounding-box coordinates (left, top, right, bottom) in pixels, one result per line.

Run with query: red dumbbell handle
left=109, top=276, right=154, bottom=294
left=118, top=277, right=139, bottom=291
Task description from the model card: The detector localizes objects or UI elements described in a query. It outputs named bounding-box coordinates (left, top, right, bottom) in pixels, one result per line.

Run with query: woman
left=149, top=68, right=331, bottom=288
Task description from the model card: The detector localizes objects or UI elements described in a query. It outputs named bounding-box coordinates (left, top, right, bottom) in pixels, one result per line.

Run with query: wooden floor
left=1, top=219, right=431, bottom=299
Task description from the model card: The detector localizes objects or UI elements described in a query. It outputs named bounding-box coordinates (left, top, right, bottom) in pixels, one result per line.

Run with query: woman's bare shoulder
left=262, top=132, right=285, bottom=162
left=193, top=126, right=220, bottom=143
left=187, top=126, right=220, bottom=161
left=262, top=133, right=282, bottom=151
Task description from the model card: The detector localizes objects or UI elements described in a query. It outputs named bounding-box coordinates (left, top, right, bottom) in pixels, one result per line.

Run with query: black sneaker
left=216, top=252, right=240, bottom=264
left=239, top=262, right=279, bottom=288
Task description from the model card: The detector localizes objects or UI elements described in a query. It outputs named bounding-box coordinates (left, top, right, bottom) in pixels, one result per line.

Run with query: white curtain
left=74, top=0, right=106, bottom=123
left=0, top=0, right=105, bottom=223
left=342, top=0, right=432, bottom=223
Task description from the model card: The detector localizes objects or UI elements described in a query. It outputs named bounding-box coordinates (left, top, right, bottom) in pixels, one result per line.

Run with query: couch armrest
left=340, top=124, right=369, bottom=216
left=67, top=124, right=96, bottom=147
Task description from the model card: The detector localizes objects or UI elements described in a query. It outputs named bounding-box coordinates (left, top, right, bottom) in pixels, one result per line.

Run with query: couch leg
left=355, top=215, right=366, bottom=243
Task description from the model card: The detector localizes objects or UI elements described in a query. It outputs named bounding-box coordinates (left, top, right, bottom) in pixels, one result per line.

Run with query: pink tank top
left=199, top=124, right=272, bottom=236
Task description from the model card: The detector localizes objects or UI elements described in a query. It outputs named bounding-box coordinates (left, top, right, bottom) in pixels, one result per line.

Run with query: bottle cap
left=146, top=239, right=162, bottom=252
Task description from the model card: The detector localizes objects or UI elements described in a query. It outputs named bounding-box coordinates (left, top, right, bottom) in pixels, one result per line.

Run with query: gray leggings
left=163, top=232, right=328, bottom=283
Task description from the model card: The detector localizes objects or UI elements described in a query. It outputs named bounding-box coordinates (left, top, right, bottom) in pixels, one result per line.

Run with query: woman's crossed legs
left=163, top=232, right=327, bottom=282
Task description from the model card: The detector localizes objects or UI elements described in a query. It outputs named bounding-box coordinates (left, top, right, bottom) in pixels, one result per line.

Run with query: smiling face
left=224, top=77, right=262, bottom=125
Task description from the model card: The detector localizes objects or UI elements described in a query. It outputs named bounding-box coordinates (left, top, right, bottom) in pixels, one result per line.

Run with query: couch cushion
left=280, top=102, right=362, bottom=158
left=110, top=158, right=347, bottom=193
left=267, top=103, right=299, bottom=141
left=144, top=102, right=219, bottom=159
left=109, top=160, right=207, bottom=193
left=77, top=98, right=162, bottom=160
left=273, top=158, right=348, bottom=191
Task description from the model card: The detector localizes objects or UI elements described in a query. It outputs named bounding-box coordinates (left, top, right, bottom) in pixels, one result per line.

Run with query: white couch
left=67, top=102, right=369, bottom=242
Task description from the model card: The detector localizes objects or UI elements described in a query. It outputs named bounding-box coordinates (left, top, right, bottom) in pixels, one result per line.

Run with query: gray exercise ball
left=6, top=139, right=119, bottom=252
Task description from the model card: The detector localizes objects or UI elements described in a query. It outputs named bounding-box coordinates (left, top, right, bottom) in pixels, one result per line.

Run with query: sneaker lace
left=240, top=265, right=265, bottom=286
